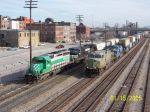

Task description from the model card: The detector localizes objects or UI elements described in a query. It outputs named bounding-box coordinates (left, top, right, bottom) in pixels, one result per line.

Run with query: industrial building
left=0, top=30, right=39, bottom=47
left=26, top=18, right=76, bottom=43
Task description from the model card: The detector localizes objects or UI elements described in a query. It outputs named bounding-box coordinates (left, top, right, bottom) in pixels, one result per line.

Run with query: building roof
left=0, top=29, right=39, bottom=32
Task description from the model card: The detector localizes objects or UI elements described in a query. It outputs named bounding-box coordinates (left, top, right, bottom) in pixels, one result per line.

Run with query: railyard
left=1, top=0, right=150, bottom=112
left=0, top=35, right=149, bottom=112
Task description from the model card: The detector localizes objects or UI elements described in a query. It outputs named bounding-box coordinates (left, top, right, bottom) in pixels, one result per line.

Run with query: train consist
left=25, top=33, right=143, bottom=82
left=25, top=48, right=84, bottom=83
left=84, top=34, right=143, bottom=77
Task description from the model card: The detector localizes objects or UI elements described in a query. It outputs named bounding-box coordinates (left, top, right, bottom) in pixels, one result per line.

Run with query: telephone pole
left=104, top=23, right=107, bottom=61
left=24, top=0, right=38, bottom=67
left=76, top=15, right=84, bottom=25
left=76, top=15, right=84, bottom=53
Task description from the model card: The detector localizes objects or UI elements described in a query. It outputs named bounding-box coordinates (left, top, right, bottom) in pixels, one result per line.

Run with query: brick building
left=76, top=23, right=91, bottom=40
left=62, top=22, right=76, bottom=43
left=0, top=30, right=39, bottom=47
left=27, top=22, right=64, bottom=43
left=0, top=15, right=11, bottom=29
left=16, top=16, right=34, bottom=30
left=27, top=19, right=76, bottom=43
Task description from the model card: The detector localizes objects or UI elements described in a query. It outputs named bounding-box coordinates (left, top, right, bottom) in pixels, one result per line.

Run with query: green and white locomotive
left=85, top=50, right=114, bottom=77
left=25, top=49, right=70, bottom=83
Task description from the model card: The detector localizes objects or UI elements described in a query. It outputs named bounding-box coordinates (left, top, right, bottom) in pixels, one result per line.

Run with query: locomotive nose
left=30, top=64, right=40, bottom=75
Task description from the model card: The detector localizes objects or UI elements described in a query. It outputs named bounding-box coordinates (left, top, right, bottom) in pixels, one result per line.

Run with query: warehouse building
left=0, top=30, right=39, bottom=47
left=26, top=18, right=76, bottom=43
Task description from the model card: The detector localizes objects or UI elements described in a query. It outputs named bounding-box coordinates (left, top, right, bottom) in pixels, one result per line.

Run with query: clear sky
left=0, top=0, right=149, bottom=27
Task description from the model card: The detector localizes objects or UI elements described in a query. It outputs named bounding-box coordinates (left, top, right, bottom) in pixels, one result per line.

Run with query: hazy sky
left=0, top=0, right=149, bottom=27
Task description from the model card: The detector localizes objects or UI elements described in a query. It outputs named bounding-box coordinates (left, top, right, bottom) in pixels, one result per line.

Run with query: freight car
left=107, top=38, right=119, bottom=45
left=25, top=49, right=83, bottom=83
left=85, top=50, right=114, bottom=77
left=118, top=38, right=130, bottom=51
left=83, top=42, right=106, bottom=51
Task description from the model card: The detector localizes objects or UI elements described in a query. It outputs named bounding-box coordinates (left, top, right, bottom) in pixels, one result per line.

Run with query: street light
left=24, top=0, right=38, bottom=67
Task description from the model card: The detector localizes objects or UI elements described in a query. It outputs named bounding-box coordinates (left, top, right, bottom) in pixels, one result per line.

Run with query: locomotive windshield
left=49, top=54, right=54, bottom=59
left=32, top=59, right=43, bottom=64
left=88, top=54, right=101, bottom=58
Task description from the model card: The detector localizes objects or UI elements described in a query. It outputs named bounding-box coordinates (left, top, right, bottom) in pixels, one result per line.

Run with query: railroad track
left=0, top=64, right=83, bottom=112
left=38, top=78, right=97, bottom=112
left=69, top=39, right=146, bottom=112
left=38, top=39, right=146, bottom=112
left=143, top=43, right=150, bottom=112
left=0, top=62, right=83, bottom=102
left=107, top=39, right=149, bottom=112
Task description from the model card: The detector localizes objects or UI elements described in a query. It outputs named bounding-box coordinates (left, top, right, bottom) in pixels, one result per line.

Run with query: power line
left=76, top=15, right=84, bottom=25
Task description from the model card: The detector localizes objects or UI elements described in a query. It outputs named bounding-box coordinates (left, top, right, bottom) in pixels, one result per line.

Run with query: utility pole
left=104, top=23, right=107, bottom=61
left=24, top=0, right=38, bottom=67
left=76, top=15, right=84, bottom=25
left=76, top=15, right=84, bottom=53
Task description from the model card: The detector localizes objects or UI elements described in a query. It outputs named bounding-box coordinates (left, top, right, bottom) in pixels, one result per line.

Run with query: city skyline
left=0, top=0, right=150, bottom=27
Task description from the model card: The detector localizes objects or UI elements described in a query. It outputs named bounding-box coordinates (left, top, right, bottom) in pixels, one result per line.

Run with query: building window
left=20, top=33, right=21, bottom=37
left=24, top=33, right=26, bottom=37
left=27, top=33, right=29, bottom=37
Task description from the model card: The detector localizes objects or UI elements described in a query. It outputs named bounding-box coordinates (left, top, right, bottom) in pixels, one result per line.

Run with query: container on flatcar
left=118, top=38, right=130, bottom=51
left=128, top=36, right=136, bottom=46
left=107, top=38, right=119, bottom=45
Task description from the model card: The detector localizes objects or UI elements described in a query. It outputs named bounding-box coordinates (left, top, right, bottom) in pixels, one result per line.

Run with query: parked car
left=7, top=47, right=18, bottom=51
left=56, top=44, right=64, bottom=49
left=38, top=43, right=45, bottom=46
left=20, top=45, right=30, bottom=49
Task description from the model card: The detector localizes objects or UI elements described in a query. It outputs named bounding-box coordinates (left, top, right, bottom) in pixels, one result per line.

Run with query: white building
left=10, top=20, right=20, bottom=29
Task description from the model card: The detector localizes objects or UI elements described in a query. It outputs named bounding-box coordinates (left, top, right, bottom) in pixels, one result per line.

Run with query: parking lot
left=0, top=42, right=79, bottom=84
